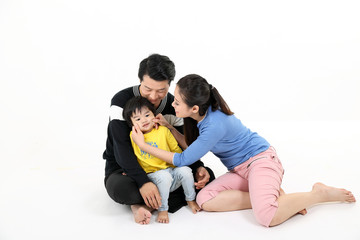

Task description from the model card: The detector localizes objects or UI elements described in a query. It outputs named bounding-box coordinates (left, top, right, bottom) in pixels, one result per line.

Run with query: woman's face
left=130, top=106, right=155, bottom=134
left=172, top=86, right=196, bottom=118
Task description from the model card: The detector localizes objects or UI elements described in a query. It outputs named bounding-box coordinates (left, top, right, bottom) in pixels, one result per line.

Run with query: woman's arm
left=153, top=113, right=188, bottom=149
left=131, top=124, right=175, bottom=164
left=167, top=125, right=187, bottom=149
left=134, top=116, right=226, bottom=167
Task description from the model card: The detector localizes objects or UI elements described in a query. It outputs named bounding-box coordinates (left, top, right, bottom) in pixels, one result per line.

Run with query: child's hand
left=131, top=124, right=145, bottom=147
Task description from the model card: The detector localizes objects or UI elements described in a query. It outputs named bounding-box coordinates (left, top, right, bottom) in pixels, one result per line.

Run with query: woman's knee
left=195, top=187, right=216, bottom=208
left=253, top=203, right=278, bottom=227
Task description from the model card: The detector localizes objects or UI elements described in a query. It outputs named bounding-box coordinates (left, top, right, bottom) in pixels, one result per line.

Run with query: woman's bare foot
left=187, top=200, right=200, bottom=214
left=280, top=188, right=307, bottom=215
left=130, top=205, right=152, bottom=225
left=157, top=211, right=169, bottom=223
left=312, top=182, right=356, bottom=203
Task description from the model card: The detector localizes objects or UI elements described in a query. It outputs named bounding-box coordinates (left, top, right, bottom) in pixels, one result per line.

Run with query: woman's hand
left=131, top=124, right=145, bottom=147
left=152, top=113, right=170, bottom=129
left=194, top=166, right=210, bottom=189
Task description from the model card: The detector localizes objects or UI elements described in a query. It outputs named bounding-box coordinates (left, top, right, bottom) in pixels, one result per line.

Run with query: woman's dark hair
left=138, top=54, right=176, bottom=84
left=122, top=96, right=156, bottom=127
left=177, top=74, right=233, bottom=145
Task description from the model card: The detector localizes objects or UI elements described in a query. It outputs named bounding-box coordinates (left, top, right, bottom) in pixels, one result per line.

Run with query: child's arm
left=131, top=124, right=175, bottom=164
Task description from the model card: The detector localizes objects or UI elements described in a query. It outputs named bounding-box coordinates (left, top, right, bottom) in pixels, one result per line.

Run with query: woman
left=131, top=74, right=356, bottom=227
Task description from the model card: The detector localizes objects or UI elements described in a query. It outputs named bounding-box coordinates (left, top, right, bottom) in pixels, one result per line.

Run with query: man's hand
left=194, top=166, right=210, bottom=189
left=139, top=182, right=162, bottom=209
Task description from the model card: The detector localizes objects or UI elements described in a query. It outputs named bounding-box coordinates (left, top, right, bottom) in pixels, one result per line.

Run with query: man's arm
left=107, top=88, right=164, bottom=209
left=108, top=119, right=149, bottom=186
left=109, top=119, right=162, bottom=209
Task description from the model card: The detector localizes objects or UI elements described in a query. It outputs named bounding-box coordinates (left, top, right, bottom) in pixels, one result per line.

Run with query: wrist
left=137, top=141, right=147, bottom=150
left=197, top=166, right=204, bottom=172
left=164, top=123, right=172, bottom=130
left=168, top=126, right=175, bottom=133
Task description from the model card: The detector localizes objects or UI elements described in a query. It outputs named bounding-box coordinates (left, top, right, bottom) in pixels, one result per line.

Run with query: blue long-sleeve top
left=173, top=107, right=270, bottom=170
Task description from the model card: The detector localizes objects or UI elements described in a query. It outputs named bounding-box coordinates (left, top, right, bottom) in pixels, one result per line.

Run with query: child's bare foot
left=157, top=211, right=169, bottom=223
left=187, top=200, right=200, bottom=214
left=131, top=205, right=152, bottom=225
left=312, top=182, right=356, bottom=203
left=280, top=188, right=307, bottom=215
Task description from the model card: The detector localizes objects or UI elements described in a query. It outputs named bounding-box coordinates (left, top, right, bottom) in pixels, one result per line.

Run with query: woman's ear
left=191, top=105, right=199, bottom=114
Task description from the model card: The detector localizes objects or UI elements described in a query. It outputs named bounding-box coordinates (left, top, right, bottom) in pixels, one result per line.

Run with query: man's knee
left=105, top=172, right=143, bottom=205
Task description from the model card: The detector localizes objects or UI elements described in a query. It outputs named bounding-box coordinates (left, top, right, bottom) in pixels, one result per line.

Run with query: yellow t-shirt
left=130, top=126, right=182, bottom=173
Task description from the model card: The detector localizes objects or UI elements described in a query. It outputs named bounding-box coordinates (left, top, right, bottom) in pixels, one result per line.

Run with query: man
left=103, top=54, right=215, bottom=224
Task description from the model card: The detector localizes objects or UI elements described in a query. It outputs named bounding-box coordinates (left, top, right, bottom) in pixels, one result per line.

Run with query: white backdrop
left=0, top=1, right=359, bottom=239
left=1, top=0, right=359, bottom=169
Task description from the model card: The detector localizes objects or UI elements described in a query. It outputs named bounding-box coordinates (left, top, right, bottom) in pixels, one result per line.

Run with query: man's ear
left=192, top=105, right=199, bottom=114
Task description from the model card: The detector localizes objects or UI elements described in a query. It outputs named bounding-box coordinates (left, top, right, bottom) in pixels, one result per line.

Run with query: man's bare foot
left=280, top=188, right=307, bottom=215
left=131, top=205, right=152, bottom=225
left=312, top=182, right=356, bottom=203
left=187, top=200, right=200, bottom=214
left=157, top=211, right=169, bottom=223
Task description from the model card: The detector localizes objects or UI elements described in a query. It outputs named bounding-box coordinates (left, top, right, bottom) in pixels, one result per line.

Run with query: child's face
left=130, top=106, right=155, bottom=133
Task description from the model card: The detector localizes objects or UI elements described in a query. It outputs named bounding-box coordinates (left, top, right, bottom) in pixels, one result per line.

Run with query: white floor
left=1, top=120, right=359, bottom=240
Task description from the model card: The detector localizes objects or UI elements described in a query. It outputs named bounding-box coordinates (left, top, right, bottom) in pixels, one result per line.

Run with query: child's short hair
left=122, top=96, right=156, bottom=127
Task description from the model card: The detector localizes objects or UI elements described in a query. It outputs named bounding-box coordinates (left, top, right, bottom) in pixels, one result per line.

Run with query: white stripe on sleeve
left=109, top=105, right=124, bottom=121
left=163, top=114, right=183, bottom=127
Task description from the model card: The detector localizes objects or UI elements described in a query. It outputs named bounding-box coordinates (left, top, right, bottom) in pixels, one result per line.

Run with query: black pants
left=105, top=167, right=215, bottom=213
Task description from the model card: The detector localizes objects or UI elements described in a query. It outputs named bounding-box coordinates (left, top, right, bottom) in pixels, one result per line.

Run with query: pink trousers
left=196, top=147, right=284, bottom=227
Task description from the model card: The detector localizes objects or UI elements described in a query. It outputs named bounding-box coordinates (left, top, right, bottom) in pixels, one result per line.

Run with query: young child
left=123, top=96, right=200, bottom=223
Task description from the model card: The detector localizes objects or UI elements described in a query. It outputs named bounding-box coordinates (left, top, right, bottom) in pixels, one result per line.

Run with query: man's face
left=139, top=75, right=170, bottom=108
